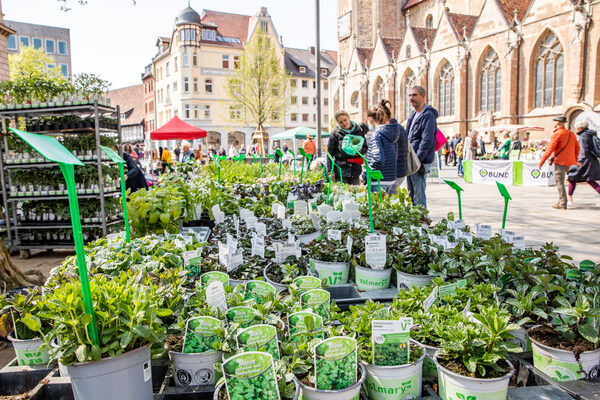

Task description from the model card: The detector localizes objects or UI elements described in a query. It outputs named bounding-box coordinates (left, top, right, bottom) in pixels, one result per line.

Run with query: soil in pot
left=165, top=334, right=184, bottom=353
left=437, top=358, right=511, bottom=379
left=528, top=325, right=594, bottom=355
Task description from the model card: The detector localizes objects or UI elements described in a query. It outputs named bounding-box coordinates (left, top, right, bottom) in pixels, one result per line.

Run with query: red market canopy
left=150, top=116, right=207, bottom=140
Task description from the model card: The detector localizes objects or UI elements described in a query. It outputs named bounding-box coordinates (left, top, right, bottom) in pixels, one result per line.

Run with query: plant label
left=255, top=222, right=267, bottom=236
left=346, top=236, right=353, bottom=256
left=183, top=250, right=202, bottom=277
left=423, top=286, right=438, bottom=312
left=341, top=210, right=353, bottom=222
left=236, top=324, right=280, bottom=360
left=411, top=226, right=424, bottom=236
left=226, top=306, right=260, bottom=328
left=282, top=219, right=292, bottom=231
left=475, top=224, right=492, bottom=239
left=174, top=239, right=186, bottom=249
left=326, top=211, right=342, bottom=223
left=443, top=240, right=457, bottom=250
left=271, top=203, right=280, bottom=216
left=288, top=311, right=323, bottom=336
left=212, top=205, right=224, bottom=224
left=429, top=234, right=447, bottom=247
left=275, top=243, right=297, bottom=264
left=223, top=352, right=280, bottom=400
left=301, top=289, right=330, bottom=321
left=225, top=252, right=243, bottom=272
left=317, top=204, right=333, bottom=217
left=328, top=229, right=342, bottom=242
left=287, top=233, right=296, bottom=245
left=392, top=227, right=403, bottom=235
left=251, top=234, right=265, bottom=258
left=239, top=208, right=252, bottom=220
left=200, top=271, right=229, bottom=288
left=233, top=216, right=240, bottom=237
left=293, top=276, right=322, bottom=293
left=246, top=216, right=258, bottom=230
left=365, top=234, right=387, bottom=269
left=314, top=337, right=357, bottom=391
left=276, top=204, right=286, bottom=219
left=294, top=200, right=308, bottom=216
left=226, top=234, right=238, bottom=254
left=342, top=201, right=359, bottom=212
left=439, top=279, right=467, bottom=298
left=206, top=281, right=227, bottom=314
left=454, top=219, right=466, bottom=229
left=456, top=230, right=473, bottom=244
left=372, top=318, right=413, bottom=366
left=244, top=280, right=277, bottom=304
left=183, top=316, right=222, bottom=354
left=462, top=299, right=471, bottom=318
left=309, top=212, right=321, bottom=230
left=512, top=236, right=526, bottom=249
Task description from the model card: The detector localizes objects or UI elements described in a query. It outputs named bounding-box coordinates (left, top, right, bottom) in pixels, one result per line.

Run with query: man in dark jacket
left=326, top=110, right=368, bottom=185
left=405, top=86, right=438, bottom=209
left=123, top=152, right=147, bottom=193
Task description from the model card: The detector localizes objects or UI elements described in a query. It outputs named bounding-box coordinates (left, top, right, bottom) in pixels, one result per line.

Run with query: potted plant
left=434, top=307, right=522, bottom=400
left=390, top=232, right=438, bottom=290
left=351, top=234, right=393, bottom=291
left=305, top=237, right=350, bottom=286
left=288, top=215, right=320, bottom=244
left=264, top=261, right=309, bottom=293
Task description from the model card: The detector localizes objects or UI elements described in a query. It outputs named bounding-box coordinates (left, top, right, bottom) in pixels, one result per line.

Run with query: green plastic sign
left=236, top=324, right=280, bottom=360
left=496, top=181, right=512, bottom=229
left=183, top=316, right=222, bottom=353
left=200, top=271, right=230, bottom=287
left=223, top=352, right=280, bottom=400
left=9, top=128, right=99, bottom=346
left=372, top=318, right=412, bottom=366
left=99, top=145, right=130, bottom=243
left=243, top=280, right=277, bottom=304
left=301, top=289, right=330, bottom=321
left=444, top=180, right=464, bottom=220
left=314, top=337, right=358, bottom=392
left=226, top=306, right=260, bottom=328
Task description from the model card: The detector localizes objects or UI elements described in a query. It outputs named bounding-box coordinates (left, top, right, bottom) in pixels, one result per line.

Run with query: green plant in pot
left=1, top=288, right=53, bottom=366
left=390, top=232, right=439, bottom=291
left=434, top=307, right=522, bottom=400
left=305, top=237, right=351, bottom=286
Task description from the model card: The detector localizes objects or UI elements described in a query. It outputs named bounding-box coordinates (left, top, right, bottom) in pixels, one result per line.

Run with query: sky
left=3, top=0, right=338, bottom=89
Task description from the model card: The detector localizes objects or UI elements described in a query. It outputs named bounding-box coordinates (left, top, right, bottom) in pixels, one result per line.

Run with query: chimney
left=310, top=46, right=315, bottom=55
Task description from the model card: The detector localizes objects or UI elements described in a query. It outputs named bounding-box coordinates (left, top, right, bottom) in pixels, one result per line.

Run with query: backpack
left=592, top=133, right=600, bottom=158
left=456, top=142, right=464, bottom=158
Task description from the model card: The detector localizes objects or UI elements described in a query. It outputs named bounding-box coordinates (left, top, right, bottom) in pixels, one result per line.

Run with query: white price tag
left=277, top=204, right=286, bottom=219
left=328, top=229, right=342, bottom=242
left=341, top=210, right=353, bottom=222
left=246, top=216, right=258, bottom=230
left=275, top=243, right=298, bottom=263
left=226, top=252, right=243, bottom=272
left=251, top=233, right=265, bottom=258
left=424, top=286, right=438, bottom=312
left=233, top=216, right=240, bottom=237
left=226, top=234, right=238, bottom=254
left=512, top=236, right=526, bottom=249
left=294, top=200, right=308, bottom=216
left=342, top=201, right=359, bottom=212
left=206, top=281, right=227, bottom=313
left=255, top=222, right=267, bottom=236
left=317, top=204, right=333, bottom=217
left=282, top=219, right=292, bottom=230
left=326, top=211, right=342, bottom=223
left=454, top=219, right=466, bottom=229
left=271, top=203, right=280, bottom=216
left=240, top=208, right=252, bottom=220
left=365, top=234, right=387, bottom=269
left=457, top=231, right=473, bottom=244
left=346, top=236, right=353, bottom=256
left=476, top=224, right=492, bottom=239
left=287, top=233, right=296, bottom=244
left=309, top=212, right=321, bottom=230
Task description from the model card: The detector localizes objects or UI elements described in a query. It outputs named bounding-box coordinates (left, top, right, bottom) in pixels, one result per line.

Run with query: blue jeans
left=407, top=162, right=433, bottom=209
left=457, top=157, right=463, bottom=176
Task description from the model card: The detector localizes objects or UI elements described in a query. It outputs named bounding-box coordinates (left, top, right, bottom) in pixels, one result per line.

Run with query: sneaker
left=552, top=204, right=567, bottom=210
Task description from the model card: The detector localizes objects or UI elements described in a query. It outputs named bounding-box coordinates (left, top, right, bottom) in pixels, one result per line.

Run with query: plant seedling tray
left=326, top=285, right=399, bottom=310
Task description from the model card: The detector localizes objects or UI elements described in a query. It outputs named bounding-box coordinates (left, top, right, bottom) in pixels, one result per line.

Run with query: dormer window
left=299, top=66, right=307, bottom=73
left=202, top=29, right=216, bottom=41
left=320, top=68, right=328, bottom=75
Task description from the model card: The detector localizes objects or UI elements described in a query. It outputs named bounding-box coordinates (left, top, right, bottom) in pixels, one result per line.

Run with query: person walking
left=539, top=115, right=580, bottom=210
left=450, top=133, right=461, bottom=166
left=364, top=100, right=399, bottom=195
left=455, top=138, right=464, bottom=177
left=303, top=134, right=317, bottom=159
left=567, top=120, right=600, bottom=205
left=122, top=152, right=147, bottom=193
left=443, top=137, right=450, bottom=166
left=405, top=86, right=438, bottom=208
left=326, top=110, right=368, bottom=185
left=161, top=147, right=172, bottom=174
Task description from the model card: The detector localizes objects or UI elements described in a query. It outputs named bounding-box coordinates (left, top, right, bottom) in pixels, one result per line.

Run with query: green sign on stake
left=9, top=128, right=100, bottom=346
left=496, top=181, right=512, bottom=229
left=99, top=146, right=130, bottom=243
left=287, top=149, right=296, bottom=176
left=370, top=170, right=384, bottom=203
left=275, top=149, right=283, bottom=178
left=444, top=180, right=464, bottom=220
left=298, top=148, right=306, bottom=184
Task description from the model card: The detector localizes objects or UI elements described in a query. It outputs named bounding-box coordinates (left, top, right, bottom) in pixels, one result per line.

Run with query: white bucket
left=509, top=327, right=531, bottom=352
left=395, top=270, right=434, bottom=291
left=362, top=350, right=425, bottom=400
left=168, top=350, right=223, bottom=387
left=435, top=357, right=513, bottom=400
left=9, top=336, right=51, bottom=367
left=311, top=260, right=350, bottom=286
left=355, top=266, right=392, bottom=291
left=530, top=336, right=600, bottom=382
left=412, top=339, right=439, bottom=379
left=297, top=231, right=321, bottom=244
left=295, top=362, right=366, bottom=400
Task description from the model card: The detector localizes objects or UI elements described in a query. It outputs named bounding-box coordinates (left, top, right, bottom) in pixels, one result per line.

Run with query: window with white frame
left=193, top=78, right=199, bottom=93
left=183, top=51, right=189, bottom=67
left=184, top=77, right=189, bottom=92
left=183, top=104, right=191, bottom=119
left=7, top=35, right=16, bottom=50
left=438, top=62, right=455, bottom=116
left=230, top=106, right=242, bottom=120
left=58, top=40, right=68, bottom=55
left=299, top=66, right=306, bottom=73
left=302, top=80, right=308, bottom=88
left=45, top=39, right=55, bottom=54
left=19, top=36, right=29, bottom=48
left=205, top=79, right=213, bottom=93
left=193, top=104, right=199, bottom=119
left=32, top=38, right=42, bottom=50
left=203, top=105, right=211, bottom=119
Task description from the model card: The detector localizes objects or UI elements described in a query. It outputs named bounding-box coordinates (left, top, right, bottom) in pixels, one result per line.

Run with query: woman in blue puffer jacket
left=363, top=100, right=400, bottom=195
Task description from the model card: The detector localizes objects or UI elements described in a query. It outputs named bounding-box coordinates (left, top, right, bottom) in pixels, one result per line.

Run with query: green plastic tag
left=236, top=324, right=280, bottom=360
left=183, top=316, right=222, bottom=353
left=243, top=280, right=277, bottom=304
left=200, top=271, right=229, bottom=287
left=372, top=318, right=412, bottom=366
left=226, top=306, right=260, bottom=328
left=439, top=279, right=467, bottom=298
left=314, top=337, right=358, bottom=391
left=288, top=311, right=323, bottom=337
left=223, top=352, right=280, bottom=400
left=301, top=289, right=331, bottom=321
left=293, top=276, right=322, bottom=293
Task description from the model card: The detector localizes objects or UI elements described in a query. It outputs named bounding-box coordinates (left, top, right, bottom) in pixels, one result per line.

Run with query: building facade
left=331, top=0, right=600, bottom=141
left=148, top=6, right=335, bottom=154
left=5, top=20, right=71, bottom=78
left=0, top=1, right=15, bottom=81
left=141, top=64, right=156, bottom=134
left=107, top=84, right=145, bottom=144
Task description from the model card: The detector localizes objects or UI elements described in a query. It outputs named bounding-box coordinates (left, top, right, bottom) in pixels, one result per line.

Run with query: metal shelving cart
left=0, top=100, right=123, bottom=258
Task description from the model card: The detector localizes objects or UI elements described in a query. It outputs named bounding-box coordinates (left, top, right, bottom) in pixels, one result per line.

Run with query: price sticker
left=294, top=200, right=308, bottom=216
left=365, top=234, right=386, bottom=269
left=255, top=222, right=267, bottom=236
left=328, top=229, right=342, bottom=242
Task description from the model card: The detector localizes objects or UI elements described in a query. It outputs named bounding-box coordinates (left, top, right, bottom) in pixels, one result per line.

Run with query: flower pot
left=66, top=344, right=152, bottom=400
left=435, top=357, right=513, bottom=400
left=530, top=335, right=600, bottom=382
left=509, top=326, right=531, bottom=352
left=412, top=339, right=439, bottom=379
left=295, top=362, right=365, bottom=400
left=297, top=230, right=321, bottom=244
left=263, top=264, right=308, bottom=293
left=8, top=335, right=51, bottom=367
left=362, top=349, right=425, bottom=400
left=354, top=266, right=392, bottom=291
left=311, top=259, right=350, bottom=286
left=168, top=349, right=222, bottom=387
left=395, top=270, right=434, bottom=291
left=214, top=378, right=300, bottom=400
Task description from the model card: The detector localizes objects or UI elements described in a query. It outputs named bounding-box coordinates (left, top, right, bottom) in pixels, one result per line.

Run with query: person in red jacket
left=539, top=115, right=580, bottom=209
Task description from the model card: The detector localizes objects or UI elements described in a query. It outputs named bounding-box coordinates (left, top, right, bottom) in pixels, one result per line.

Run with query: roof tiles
left=201, top=9, right=251, bottom=42
left=357, top=47, right=374, bottom=68
left=447, top=13, right=478, bottom=40
left=495, top=0, right=531, bottom=24
left=412, top=27, right=436, bottom=52
left=381, top=37, right=403, bottom=60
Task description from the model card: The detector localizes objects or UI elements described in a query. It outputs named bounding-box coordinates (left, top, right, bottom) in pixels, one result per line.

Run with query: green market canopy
left=271, top=127, right=330, bottom=141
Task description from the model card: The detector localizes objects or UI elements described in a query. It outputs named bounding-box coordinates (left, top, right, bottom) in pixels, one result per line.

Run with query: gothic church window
left=438, top=62, right=455, bottom=117
left=479, top=49, right=501, bottom=112
left=535, top=32, right=563, bottom=108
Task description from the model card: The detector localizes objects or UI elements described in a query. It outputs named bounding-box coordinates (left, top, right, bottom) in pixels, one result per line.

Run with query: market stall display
left=0, top=158, right=599, bottom=400
left=463, top=160, right=555, bottom=186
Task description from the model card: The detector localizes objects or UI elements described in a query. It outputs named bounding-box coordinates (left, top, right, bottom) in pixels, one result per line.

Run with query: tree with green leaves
left=73, top=73, right=111, bottom=98
left=225, top=31, right=290, bottom=155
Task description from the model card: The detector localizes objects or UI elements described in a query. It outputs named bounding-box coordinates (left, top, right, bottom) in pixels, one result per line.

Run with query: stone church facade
left=330, top=0, right=600, bottom=140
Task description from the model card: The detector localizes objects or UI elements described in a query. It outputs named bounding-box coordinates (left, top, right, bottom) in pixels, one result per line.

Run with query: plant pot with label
left=295, top=361, right=365, bottom=400
left=351, top=251, right=392, bottom=291
left=304, top=238, right=351, bottom=285
left=166, top=334, right=223, bottom=387
left=214, top=377, right=300, bottom=400
left=389, top=233, right=438, bottom=291
left=8, top=336, right=51, bottom=367
left=264, top=263, right=309, bottom=293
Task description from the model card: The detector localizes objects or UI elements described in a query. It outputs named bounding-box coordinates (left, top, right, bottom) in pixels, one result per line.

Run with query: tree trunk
left=0, top=239, right=43, bottom=290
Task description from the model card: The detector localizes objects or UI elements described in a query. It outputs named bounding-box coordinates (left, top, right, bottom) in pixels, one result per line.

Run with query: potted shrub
left=390, top=232, right=438, bottom=290
left=264, top=261, right=309, bottom=293
left=34, top=273, right=170, bottom=400
left=2, top=288, right=53, bottom=367
left=351, top=234, right=393, bottom=291
left=434, top=307, right=522, bottom=400
left=305, top=237, right=350, bottom=286
left=288, top=215, right=320, bottom=244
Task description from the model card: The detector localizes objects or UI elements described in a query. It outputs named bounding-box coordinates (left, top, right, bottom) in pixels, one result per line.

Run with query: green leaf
left=156, top=308, right=173, bottom=317
left=75, top=344, right=88, bottom=362
left=20, top=314, right=41, bottom=332
left=120, top=331, right=133, bottom=348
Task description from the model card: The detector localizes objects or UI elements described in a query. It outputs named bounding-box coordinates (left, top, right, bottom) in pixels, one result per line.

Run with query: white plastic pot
left=168, top=349, right=223, bottom=387
left=530, top=334, right=600, bottom=382
left=295, top=362, right=365, bottom=400
left=395, top=270, right=434, bottom=291
left=354, top=266, right=392, bottom=291
left=297, top=230, right=321, bottom=244
left=310, top=259, right=350, bottom=286
left=435, top=357, right=513, bottom=400
left=412, top=339, right=439, bottom=379
left=362, top=349, right=425, bottom=400
left=263, top=264, right=307, bottom=293
left=8, top=336, right=51, bottom=367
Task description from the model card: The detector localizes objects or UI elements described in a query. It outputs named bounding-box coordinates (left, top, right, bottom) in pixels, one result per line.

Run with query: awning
left=270, top=126, right=330, bottom=141
left=150, top=116, right=207, bottom=140
left=476, top=125, right=544, bottom=133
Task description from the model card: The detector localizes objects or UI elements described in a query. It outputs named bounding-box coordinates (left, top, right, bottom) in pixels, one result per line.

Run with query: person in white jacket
left=463, top=132, right=478, bottom=161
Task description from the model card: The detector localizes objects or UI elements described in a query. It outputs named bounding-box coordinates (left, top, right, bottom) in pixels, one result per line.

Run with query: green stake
left=444, top=180, right=464, bottom=220
left=298, top=148, right=307, bottom=183
left=287, top=149, right=296, bottom=176
left=100, top=145, right=130, bottom=243
left=213, top=155, right=221, bottom=185
left=326, top=152, right=343, bottom=187
left=276, top=149, right=283, bottom=178
left=259, top=155, right=263, bottom=176
left=496, top=181, right=512, bottom=229
left=251, top=153, right=257, bottom=164
left=370, top=170, right=384, bottom=203
left=10, top=128, right=100, bottom=346
left=346, top=145, right=374, bottom=233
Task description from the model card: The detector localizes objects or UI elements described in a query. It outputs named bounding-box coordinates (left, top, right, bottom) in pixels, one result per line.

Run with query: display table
left=463, top=160, right=555, bottom=186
